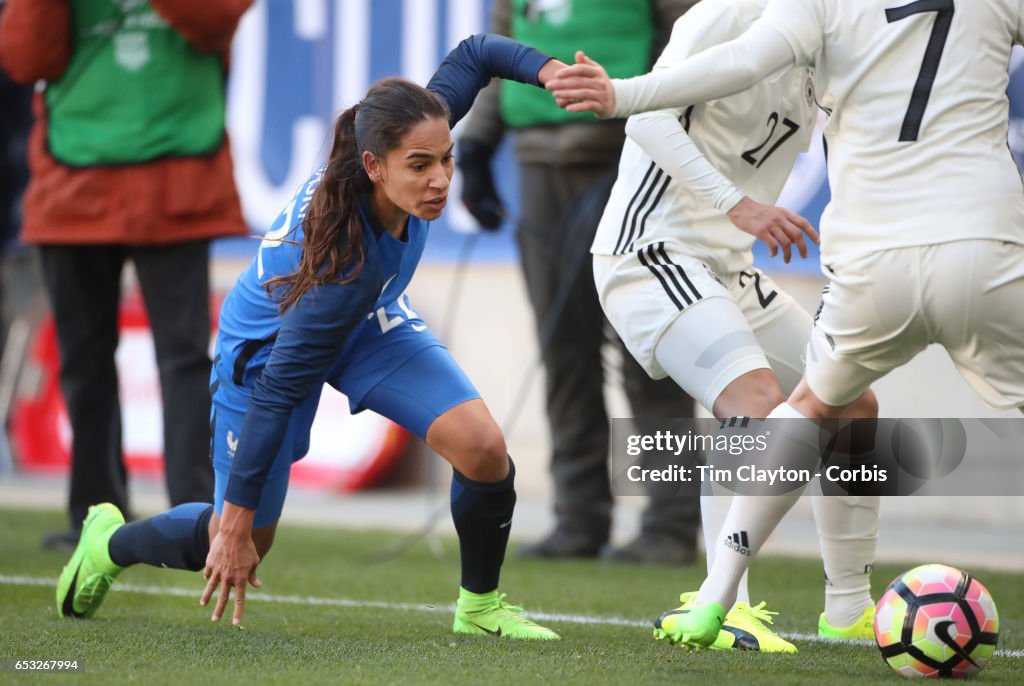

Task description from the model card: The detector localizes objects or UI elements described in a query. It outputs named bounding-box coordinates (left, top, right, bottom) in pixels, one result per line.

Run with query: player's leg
left=346, top=324, right=558, bottom=640
left=652, top=296, right=778, bottom=618
left=811, top=494, right=879, bottom=639
left=596, top=250, right=792, bottom=650
left=686, top=390, right=829, bottom=648
left=775, top=374, right=881, bottom=639
left=596, top=250, right=752, bottom=575
left=930, top=240, right=1024, bottom=412
left=744, top=276, right=880, bottom=639
left=693, top=282, right=814, bottom=650
left=651, top=265, right=886, bottom=650
left=769, top=252, right=926, bottom=641
left=653, top=308, right=784, bottom=420
left=653, top=279, right=809, bottom=651
left=56, top=394, right=299, bottom=619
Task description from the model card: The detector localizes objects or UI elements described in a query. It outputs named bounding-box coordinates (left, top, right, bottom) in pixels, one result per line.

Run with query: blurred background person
left=0, top=62, right=37, bottom=480
left=0, top=0, right=252, bottom=551
left=457, top=0, right=701, bottom=564
left=0, top=66, right=33, bottom=355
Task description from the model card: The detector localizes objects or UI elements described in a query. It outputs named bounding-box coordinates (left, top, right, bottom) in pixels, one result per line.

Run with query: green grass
left=0, top=507, right=1020, bottom=685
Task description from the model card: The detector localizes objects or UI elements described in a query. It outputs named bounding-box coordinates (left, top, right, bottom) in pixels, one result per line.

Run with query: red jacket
left=0, top=0, right=252, bottom=245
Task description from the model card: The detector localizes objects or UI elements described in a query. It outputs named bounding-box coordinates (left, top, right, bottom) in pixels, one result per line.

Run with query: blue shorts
left=212, top=312, right=480, bottom=527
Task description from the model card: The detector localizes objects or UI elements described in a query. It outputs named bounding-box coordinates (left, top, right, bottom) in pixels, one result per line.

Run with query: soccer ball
left=874, top=563, right=999, bottom=678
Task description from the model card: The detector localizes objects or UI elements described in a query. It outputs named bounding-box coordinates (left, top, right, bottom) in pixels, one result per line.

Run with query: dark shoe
left=41, top=530, right=80, bottom=553
left=518, top=528, right=605, bottom=559
left=601, top=533, right=697, bottom=565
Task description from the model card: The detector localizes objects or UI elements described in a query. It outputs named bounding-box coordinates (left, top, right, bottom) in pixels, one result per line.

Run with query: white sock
left=697, top=403, right=819, bottom=610
left=698, top=491, right=802, bottom=611
left=701, top=492, right=750, bottom=607
left=813, top=494, right=879, bottom=628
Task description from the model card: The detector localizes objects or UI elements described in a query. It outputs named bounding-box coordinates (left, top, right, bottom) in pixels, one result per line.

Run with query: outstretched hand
left=546, top=51, right=616, bottom=118
left=200, top=526, right=262, bottom=627
left=726, top=196, right=819, bottom=263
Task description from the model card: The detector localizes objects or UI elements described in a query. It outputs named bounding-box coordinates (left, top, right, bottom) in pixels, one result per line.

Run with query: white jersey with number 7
left=611, top=0, right=1024, bottom=266
left=765, top=0, right=1024, bottom=264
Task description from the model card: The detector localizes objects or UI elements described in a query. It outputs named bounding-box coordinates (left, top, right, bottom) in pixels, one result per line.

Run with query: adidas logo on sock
left=724, top=530, right=751, bottom=556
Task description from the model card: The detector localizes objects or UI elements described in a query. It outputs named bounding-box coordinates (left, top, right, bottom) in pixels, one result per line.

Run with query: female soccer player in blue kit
left=55, top=34, right=562, bottom=640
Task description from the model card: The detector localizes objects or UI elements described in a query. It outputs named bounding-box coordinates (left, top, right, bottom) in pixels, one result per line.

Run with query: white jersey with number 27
left=758, top=0, right=1024, bottom=265
left=591, top=0, right=816, bottom=272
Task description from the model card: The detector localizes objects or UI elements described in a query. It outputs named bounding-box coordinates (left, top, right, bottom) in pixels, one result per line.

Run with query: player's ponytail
left=266, top=104, right=369, bottom=312
left=267, top=78, right=449, bottom=313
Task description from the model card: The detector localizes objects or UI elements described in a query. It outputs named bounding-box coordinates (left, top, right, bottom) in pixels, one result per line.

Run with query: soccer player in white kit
left=551, top=0, right=1024, bottom=650
left=592, top=0, right=879, bottom=652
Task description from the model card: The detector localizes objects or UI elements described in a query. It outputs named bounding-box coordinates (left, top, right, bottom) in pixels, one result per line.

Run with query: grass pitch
left=0, top=507, right=1020, bottom=685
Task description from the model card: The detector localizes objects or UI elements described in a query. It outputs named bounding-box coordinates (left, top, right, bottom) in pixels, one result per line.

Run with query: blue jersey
left=217, top=34, right=550, bottom=509
left=215, top=183, right=427, bottom=395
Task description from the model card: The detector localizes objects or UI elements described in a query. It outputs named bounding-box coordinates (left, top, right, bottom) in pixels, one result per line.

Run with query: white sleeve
left=612, top=21, right=797, bottom=118
left=653, top=0, right=748, bottom=69
left=624, top=112, right=745, bottom=213
left=617, top=0, right=746, bottom=213
left=1017, top=1, right=1024, bottom=46
left=759, top=0, right=827, bottom=65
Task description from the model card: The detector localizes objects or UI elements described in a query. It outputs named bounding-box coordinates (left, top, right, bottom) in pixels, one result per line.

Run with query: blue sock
left=108, top=502, right=213, bottom=571
left=450, top=458, right=516, bottom=594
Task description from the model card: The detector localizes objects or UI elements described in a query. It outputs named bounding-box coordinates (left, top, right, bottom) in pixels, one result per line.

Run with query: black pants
left=517, top=162, right=700, bottom=545
left=39, top=241, right=214, bottom=531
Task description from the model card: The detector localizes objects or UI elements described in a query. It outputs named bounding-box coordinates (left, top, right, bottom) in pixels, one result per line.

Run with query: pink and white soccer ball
left=874, top=563, right=999, bottom=678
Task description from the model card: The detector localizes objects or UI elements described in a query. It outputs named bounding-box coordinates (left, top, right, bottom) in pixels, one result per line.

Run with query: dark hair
left=267, top=77, right=450, bottom=312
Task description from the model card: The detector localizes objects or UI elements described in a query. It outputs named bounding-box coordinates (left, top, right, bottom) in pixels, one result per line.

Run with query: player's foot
left=818, top=606, right=876, bottom=640
left=652, top=592, right=725, bottom=650
left=655, top=592, right=733, bottom=649
left=452, top=590, right=560, bottom=640
left=56, top=503, right=125, bottom=619
left=722, top=601, right=798, bottom=653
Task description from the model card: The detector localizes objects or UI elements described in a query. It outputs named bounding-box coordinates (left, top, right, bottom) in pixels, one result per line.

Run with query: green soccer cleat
left=818, top=606, right=876, bottom=640
left=721, top=601, right=798, bottom=653
left=655, top=592, right=733, bottom=650
left=655, top=593, right=797, bottom=653
left=652, top=592, right=725, bottom=651
left=452, top=590, right=560, bottom=640
left=56, top=503, right=126, bottom=619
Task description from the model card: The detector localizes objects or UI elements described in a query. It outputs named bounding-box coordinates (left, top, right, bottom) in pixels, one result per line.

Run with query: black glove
left=457, top=137, right=505, bottom=231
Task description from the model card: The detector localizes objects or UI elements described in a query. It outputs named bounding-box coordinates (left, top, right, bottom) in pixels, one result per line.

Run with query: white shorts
left=807, top=239, right=1024, bottom=409
left=594, top=241, right=812, bottom=411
